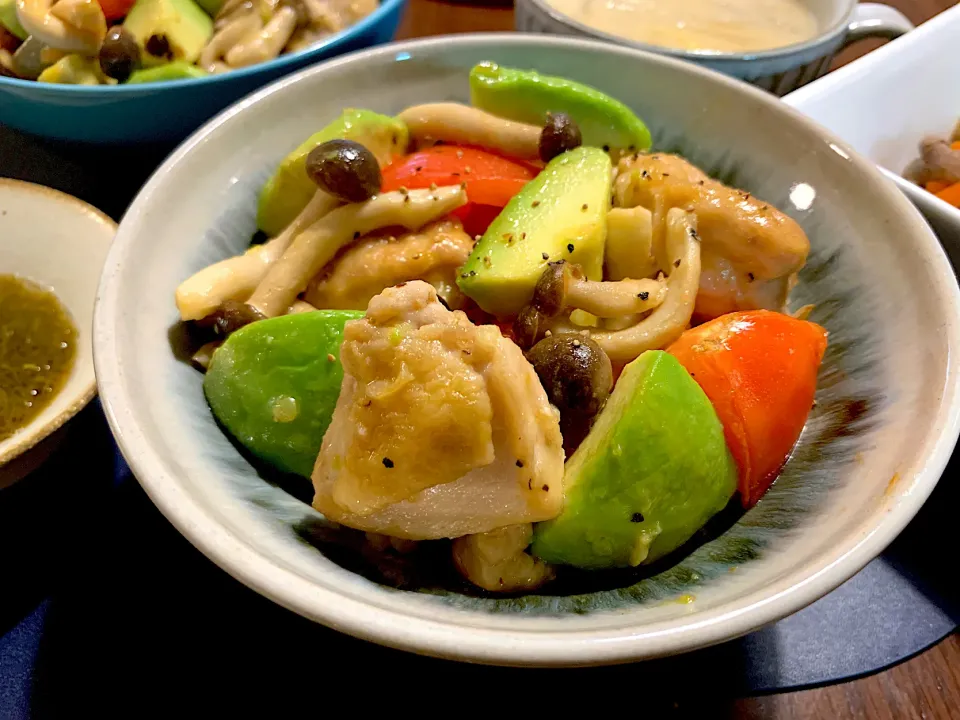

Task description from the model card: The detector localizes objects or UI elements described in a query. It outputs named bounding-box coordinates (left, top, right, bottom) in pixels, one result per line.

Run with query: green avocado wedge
left=457, top=146, right=611, bottom=316
left=532, top=350, right=737, bottom=570
left=204, top=310, right=363, bottom=478
left=126, top=62, right=208, bottom=84
left=256, top=110, right=409, bottom=237
left=469, top=62, right=652, bottom=153
left=0, top=0, right=27, bottom=40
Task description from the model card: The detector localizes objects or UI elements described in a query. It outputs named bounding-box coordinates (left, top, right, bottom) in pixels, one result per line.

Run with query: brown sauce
left=0, top=274, right=77, bottom=443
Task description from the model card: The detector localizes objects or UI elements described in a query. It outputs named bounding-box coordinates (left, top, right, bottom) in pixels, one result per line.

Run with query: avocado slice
left=37, top=55, right=106, bottom=85
left=123, top=0, right=213, bottom=68
left=204, top=310, right=363, bottom=478
left=257, top=109, right=409, bottom=237
left=469, top=62, right=652, bottom=154
left=457, top=146, right=610, bottom=316
left=0, top=0, right=27, bottom=40
left=532, top=350, right=738, bottom=570
left=126, top=61, right=208, bottom=84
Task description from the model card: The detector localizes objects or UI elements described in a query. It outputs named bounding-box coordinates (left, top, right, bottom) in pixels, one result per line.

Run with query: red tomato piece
left=97, top=0, right=136, bottom=21
left=668, top=310, right=828, bottom=507
left=381, top=145, right=537, bottom=207
left=451, top=203, right=504, bottom=237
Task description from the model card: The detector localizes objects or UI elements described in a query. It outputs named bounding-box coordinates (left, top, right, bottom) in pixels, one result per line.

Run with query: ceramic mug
left=515, top=0, right=914, bottom=96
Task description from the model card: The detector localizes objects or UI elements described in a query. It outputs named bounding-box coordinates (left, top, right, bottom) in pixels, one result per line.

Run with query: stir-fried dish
left=176, top=63, right=827, bottom=593
left=904, top=119, right=960, bottom=208
left=0, top=0, right=375, bottom=84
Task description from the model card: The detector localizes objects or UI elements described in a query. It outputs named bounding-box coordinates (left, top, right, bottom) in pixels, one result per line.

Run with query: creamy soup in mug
left=545, top=0, right=820, bottom=53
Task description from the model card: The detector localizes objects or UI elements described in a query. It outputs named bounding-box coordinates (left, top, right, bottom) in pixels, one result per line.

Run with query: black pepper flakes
left=521, top=232, right=526, bottom=240
left=662, top=172, right=671, bottom=177
left=412, top=253, right=422, bottom=260
left=747, top=272, right=755, bottom=282
left=542, top=252, right=550, bottom=261
left=637, top=291, right=649, bottom=301
left=532, top=200, right=541, bottom=208
left=382, top=457, right=394, bottom=468
left=567, top=243, right=575, bottom=254
left=641, top=170, right=650, bottom=180
left=542, top=484, right=550, bottom=492
left=602, top=144, right=610, bottom=152
left=516, top=459, right=524, bottom=468
left=631, top=512, right=645, bottom=523
left=469, top=270, right=477, bottom=276
left=674, top=258, right=681, bottom=268
left=415, top=165, right=423, bottom=172
left=581, top=203, right=588, bottom=211
left=528, top=478, right=533, bottom=490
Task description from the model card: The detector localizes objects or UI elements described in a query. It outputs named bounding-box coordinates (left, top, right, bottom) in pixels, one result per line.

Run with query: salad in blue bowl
left=0, top=0, right=405, bottom=142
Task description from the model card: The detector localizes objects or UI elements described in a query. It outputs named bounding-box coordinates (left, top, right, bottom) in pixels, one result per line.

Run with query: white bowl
left=0, top=180, right=116, bottom=486
left=516, top=0, right=913, bottom=96
left=94, top=34, right=960, bottom=666
left=784, top=5, right=960, bottom=267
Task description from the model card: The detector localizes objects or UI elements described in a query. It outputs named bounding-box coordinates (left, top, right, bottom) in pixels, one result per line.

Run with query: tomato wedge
left=668, top=310, right=828, bottom=507
left=381, top=146, right=537, bottom=235
left=97, top=0, right=136, bottom=21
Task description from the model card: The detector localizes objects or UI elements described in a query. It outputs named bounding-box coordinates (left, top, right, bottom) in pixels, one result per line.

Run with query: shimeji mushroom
left=531, top=208, right=700, bottom=363
left=398, top=103, right=542, bottom=161
left=246, top=185, right=468, bottom=317
left=16, top=0, right=105, bottom=55
left=175, top=189, right=340, bottom=322
left=513, top=258, right=668, bottom=349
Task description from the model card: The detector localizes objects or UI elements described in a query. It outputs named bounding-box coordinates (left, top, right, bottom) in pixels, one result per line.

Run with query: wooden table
left=393, top=0, right=959, bottom=717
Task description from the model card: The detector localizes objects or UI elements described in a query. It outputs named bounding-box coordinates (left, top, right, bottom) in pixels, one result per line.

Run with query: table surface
left=399, top=0, right=960, bottom=718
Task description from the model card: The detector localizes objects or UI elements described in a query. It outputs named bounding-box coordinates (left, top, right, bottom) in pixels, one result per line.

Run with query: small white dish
left=784, top=5, right=960, bottom=266
left=0, top=180, right=116, bottom=487
left=94, top=34, right=960, bottom=666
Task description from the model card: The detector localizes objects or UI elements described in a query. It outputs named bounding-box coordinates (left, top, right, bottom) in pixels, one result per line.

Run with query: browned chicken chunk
left=312, top=281, right=565, bottom=539
left=614, top=153, right=810, bottom=319
left=303, top=218, right=474, bottom=311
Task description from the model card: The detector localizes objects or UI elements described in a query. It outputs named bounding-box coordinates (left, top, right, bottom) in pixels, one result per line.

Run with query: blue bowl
left=0, top=0, right=406, bottom=144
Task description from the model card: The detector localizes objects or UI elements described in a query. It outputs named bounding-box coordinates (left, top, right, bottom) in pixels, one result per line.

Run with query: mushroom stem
left=17, top=0, right=105, bottom=54
left=199, top=11, right=261, bottom=70
left=586, top=208, right=701, bottom=362
left=920, top=137, right=960, bottom=184
left=175, top=189, right=338, bottom=321
left=605, top=205, right=657, bottom=281
left=224, top=4, right=296, bottom=67
left=397, top=103, right=542, bottom=161
left=566, top=276, right=666, bottom=318
left=533, top=260, right=666, bottom=319
left=247, top=186, right=468, bottom=318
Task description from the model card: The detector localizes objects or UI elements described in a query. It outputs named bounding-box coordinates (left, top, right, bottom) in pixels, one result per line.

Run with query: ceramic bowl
left=515, top=0, right=912, bottom=95
left=94, top=34, right=960, bottom=666
left=0, top=0, right=405, bottom=144
left=0, top=180, right=115, bottom=487
left=784, top=5, right=960, bottom=269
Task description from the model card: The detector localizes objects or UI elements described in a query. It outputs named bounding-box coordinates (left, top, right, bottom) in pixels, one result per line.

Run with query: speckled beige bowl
left=0, top=180, right=115, bottom=487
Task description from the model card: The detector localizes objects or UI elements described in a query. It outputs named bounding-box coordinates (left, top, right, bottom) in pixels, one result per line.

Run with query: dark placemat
left=1, top=126, right=957, bottom=715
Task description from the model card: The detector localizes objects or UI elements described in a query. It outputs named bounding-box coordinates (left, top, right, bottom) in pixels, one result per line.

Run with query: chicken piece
left=614, top=153, right=809, bottom=319
left=303, top=219, right=473, bottom=311
left=453, top=524, right=554, bottom=592
left=312, top=281, right=565, bottom=539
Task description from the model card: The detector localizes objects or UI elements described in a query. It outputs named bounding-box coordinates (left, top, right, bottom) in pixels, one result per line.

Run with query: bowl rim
left=517, top=0, right=855, bottom=62
left=0, top=179, right=116, bottom=467
left=95, top=32, right=960, bottom=666
left=0, top=0, right=406, bottom=94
